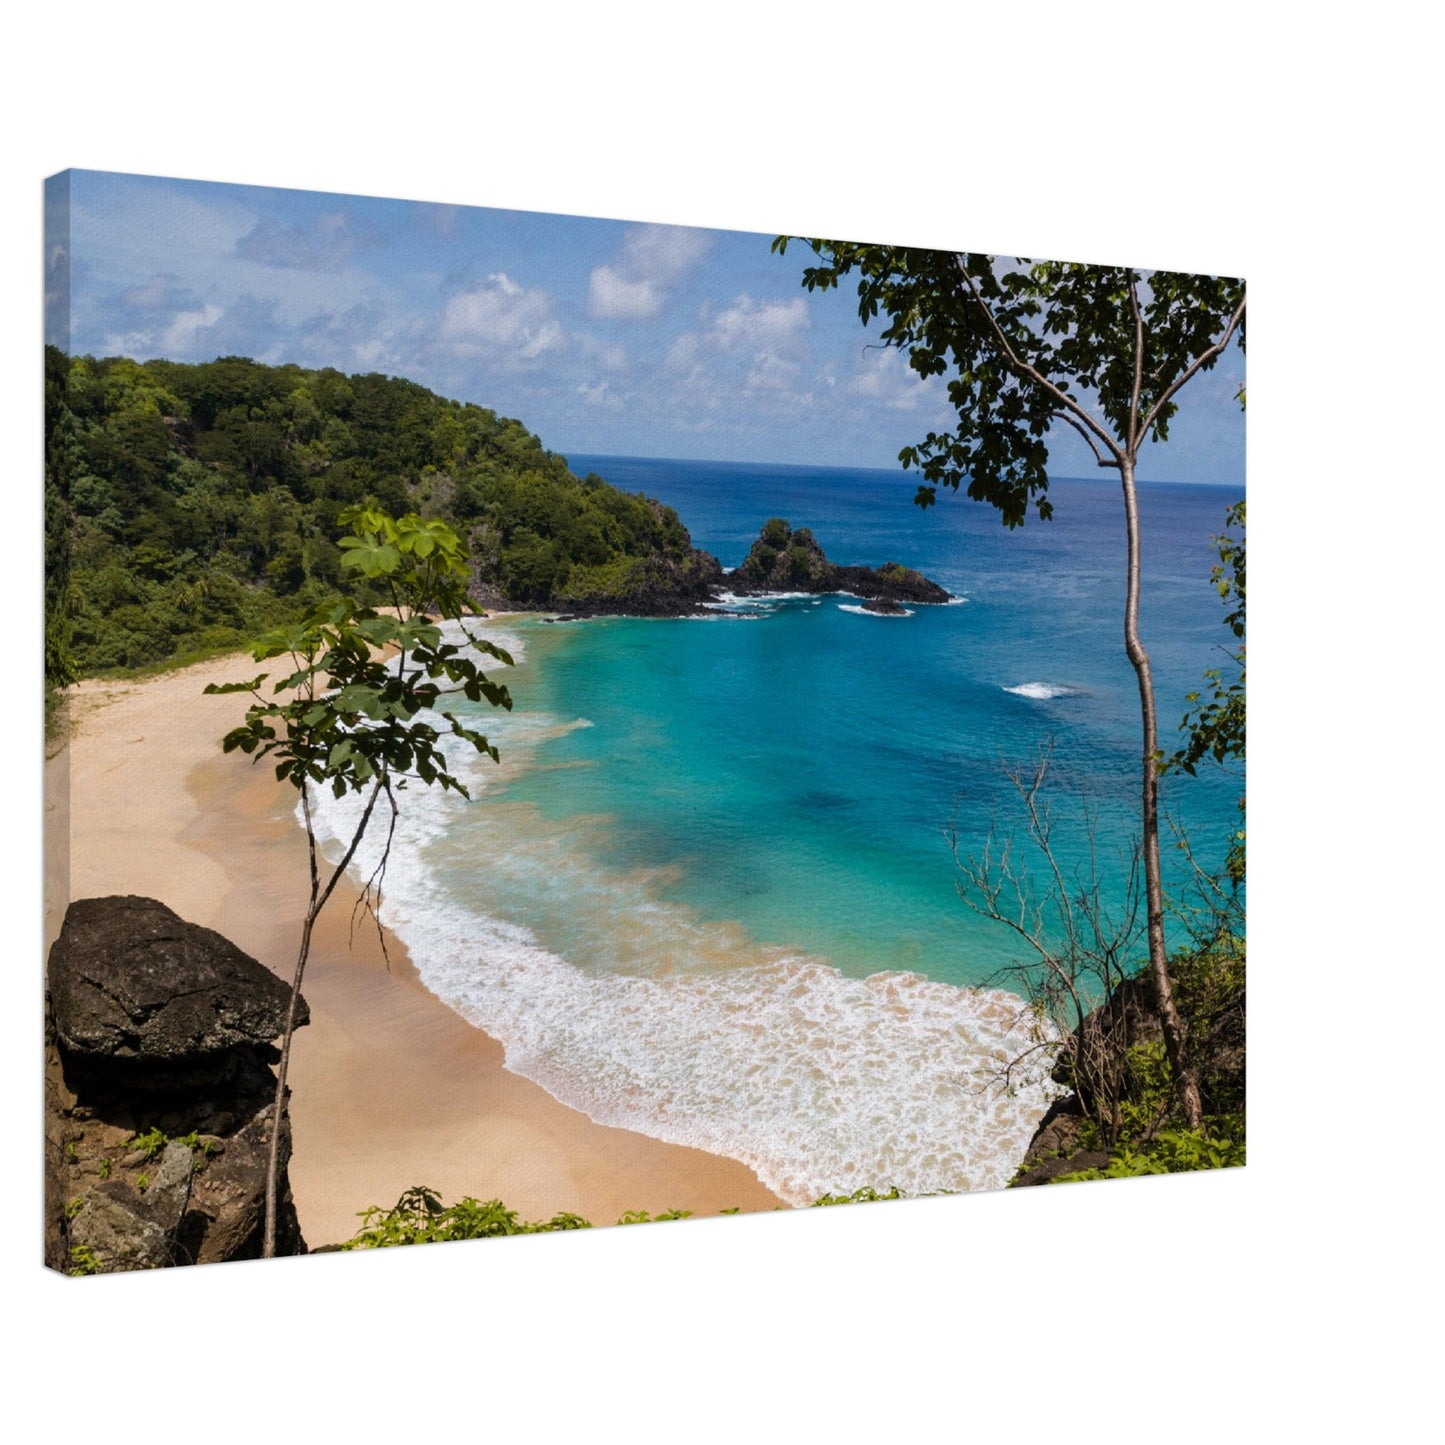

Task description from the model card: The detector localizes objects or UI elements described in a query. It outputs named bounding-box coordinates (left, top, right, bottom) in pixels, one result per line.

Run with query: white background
left=3, top=3, right=1437, bottom=1438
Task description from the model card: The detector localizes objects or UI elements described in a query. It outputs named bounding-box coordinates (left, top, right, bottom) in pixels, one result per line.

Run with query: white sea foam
left=701, top=591, right=827, bottom=620
left=708, top=589, right=819, bottom=608
left=838, top=603, right=916, bottom=618
left=1002, top=681, right=1083, bottom=700
left=303, top=737, right=1064, bottom=1206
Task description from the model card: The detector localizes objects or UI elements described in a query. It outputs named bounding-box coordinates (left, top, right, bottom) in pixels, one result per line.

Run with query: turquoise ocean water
left=310, top=457, right=1244, bottom=1204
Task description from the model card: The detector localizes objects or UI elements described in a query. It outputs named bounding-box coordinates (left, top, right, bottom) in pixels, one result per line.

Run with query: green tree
left=773, top=240, right=1245, bottom=1129
left=207, top=505, right=514, bottom=1256
left=1172, top=501, right=1245, bottom=770
left=44, top=346, right=78, bottom=703
left=1168, top=500, right=1246, bottom=892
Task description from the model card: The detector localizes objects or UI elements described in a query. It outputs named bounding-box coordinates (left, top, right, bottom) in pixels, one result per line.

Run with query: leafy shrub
left=68, top=1244, right=103, bottom=1277
left=341, top=1186, right=593, bottom=1248
left=617, top=1208, right=692, bottom=1224
left=126, top=1127, right=169, bottom=1161
left=1055, top=1118, right=1245, bottom=1181
left=811, top=1186, right=904, bottom=1206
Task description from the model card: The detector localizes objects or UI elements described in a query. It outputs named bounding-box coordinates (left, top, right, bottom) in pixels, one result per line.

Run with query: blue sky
left=50, top=169, right=1244, bottom=485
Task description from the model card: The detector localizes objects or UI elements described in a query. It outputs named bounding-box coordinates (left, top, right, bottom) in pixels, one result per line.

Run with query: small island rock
left=729, top=519, right=951, bottom=605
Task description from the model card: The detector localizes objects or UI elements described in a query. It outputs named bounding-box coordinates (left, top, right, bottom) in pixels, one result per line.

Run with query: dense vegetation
left=1040, top=941, right=1246, bottom=1184
left=43, top=347, right=714, bottom=681
left=339, top=1187, right=710, bottom=1247
left=990, top=868, right=1245, bottom=1189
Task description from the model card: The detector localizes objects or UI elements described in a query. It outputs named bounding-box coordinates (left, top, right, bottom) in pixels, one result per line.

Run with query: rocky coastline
left=480, top=517, right=951, bottom=619
left=1010, top=963, right=1246, bottom=1187
left=45, top=896, right=308, bottom=1273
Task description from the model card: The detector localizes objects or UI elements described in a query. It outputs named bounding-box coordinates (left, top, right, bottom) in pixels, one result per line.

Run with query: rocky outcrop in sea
left=471, top=515, right=949, bottom=618
left=44, top=895, right=308, bottom=1273
left=728, top=519, right=952, bottom=605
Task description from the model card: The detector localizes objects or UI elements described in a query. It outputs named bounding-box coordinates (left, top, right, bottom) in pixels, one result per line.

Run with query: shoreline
left=45, top=648, right=786, bottom=1248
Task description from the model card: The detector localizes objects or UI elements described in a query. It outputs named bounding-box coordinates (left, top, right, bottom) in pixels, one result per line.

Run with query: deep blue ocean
left=311, top=455, right=1244, bottom=1204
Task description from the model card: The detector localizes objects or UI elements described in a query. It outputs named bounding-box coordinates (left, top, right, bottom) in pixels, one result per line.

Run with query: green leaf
left=339, top=539, right=402, bottom=577
left=204, top=676, right=267, bottom=695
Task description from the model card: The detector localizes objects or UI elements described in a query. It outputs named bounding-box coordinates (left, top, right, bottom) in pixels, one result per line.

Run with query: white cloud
left=577, top=379, right=622, bottom=410
left=235, top=209, right=376, bottom=272
left=665, top=294, right=812, bottom=398
left=712, top=295, right=809, bottom=355
left=622, top=224, right=714, bottom=282
left=439, top=272, right=564, bottom=366
left=587, top=339, right=629, bottom=372
left=588, top=266, right=659, bottom=320
left=158, top=303, right=224, bottom=354
left=746, top=351, right=803, bottom=395
left=588, top=223, right=714, bottom=319
left=847, top=345, right=949, bottom=413
left=662, top=328, right=703, bottom=380
left=647, top=293, right=824, bottom=437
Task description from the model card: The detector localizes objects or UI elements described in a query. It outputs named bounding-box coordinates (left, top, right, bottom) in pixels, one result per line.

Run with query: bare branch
left=351, top=779, right=399, bottom=971
left=314, top=774, right=387, bottom=921
left=950, top=748, right=1147, bottom=1139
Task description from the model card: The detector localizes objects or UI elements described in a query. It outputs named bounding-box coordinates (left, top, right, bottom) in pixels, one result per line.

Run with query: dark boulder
left=47, top=895, right=306, bottom=1087
left=45, top=896, right=308, bottom=1273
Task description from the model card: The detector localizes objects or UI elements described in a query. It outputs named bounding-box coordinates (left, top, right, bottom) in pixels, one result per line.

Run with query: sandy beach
left=44, top=648, right=785, bottom=1248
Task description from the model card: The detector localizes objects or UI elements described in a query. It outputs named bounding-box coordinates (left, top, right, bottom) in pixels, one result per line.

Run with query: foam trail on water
left=1002, top=681, right=1083, bottom=700
left=838, top=603, right=916, bottom=618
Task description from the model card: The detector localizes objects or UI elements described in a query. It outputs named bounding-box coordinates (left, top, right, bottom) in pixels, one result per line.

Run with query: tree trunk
left=1119, top=457, right=1204, bottom=1130
left=262, top=905, right=317, bottom=1259
left=260, top=775, right=385, bottom=1257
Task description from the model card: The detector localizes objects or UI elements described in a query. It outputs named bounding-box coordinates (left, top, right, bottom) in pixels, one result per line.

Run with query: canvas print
left=42, top=170, right=1245, bottom=1274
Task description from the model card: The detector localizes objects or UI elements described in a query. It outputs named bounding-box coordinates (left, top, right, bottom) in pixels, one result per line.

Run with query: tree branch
left=351, top=778, right=399, bottom=970
left=1058, top=412, right=1116, bottom=468
left=313, top=773, right=388, bottom=921
left=1137, top=294, right=1246, bottom=443
left=1127, top=271, right=1145, bottom=454
left=952, top=255, right=1124, bottom=465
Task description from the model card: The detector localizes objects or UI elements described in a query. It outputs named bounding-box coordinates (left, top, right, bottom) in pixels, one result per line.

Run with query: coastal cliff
left=472, top=498, right=727, bottom=618
left=45, top=896, right=308, bottom=1273
left=1010, top=955, right=1246, bottom=1186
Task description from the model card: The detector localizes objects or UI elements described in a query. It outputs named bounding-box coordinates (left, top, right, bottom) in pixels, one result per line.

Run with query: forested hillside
left=43, top=348, right=718, bottom=679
